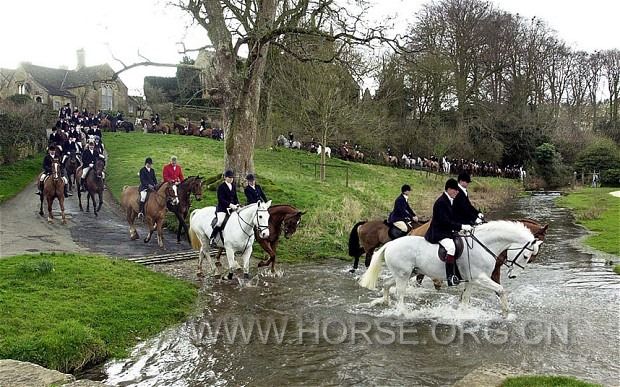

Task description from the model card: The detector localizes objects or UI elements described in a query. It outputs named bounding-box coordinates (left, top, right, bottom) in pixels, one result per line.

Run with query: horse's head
left=164, top=182, right=180, bottom=206
left=191, top=176, right=203, bottom=201
left=255, top=200, right=272, bottom=239
left=94, top=159, right=105, bottom=178
left=283, top=210, right=305, bottom=239
left=51, top=159, right=61, bottom=179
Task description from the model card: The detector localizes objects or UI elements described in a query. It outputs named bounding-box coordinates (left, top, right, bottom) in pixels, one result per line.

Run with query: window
left=101, top=85, right=113, bottom=111
left=128, top=103, right=134, bottom=113
left=17, top=83, right=25, bottom=95
left=53, top=100, right=61, bottom=110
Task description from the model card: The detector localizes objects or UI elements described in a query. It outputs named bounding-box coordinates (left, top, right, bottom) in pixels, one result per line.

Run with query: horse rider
left=200, top=117, right=209, bottom=130
left=49, top=127, right=64, bottom=149
left=62, top=137, right=82, bottom=164
left=425, top=178, right=472, bottom=287
left=80, top=140, right=105, bottom=190
left=151, top=113, right=161, bottom=127
left=453, top=172, right=484, bottom=226
left=162, top=155, right=184, bottom=184
left=36, top=145, right=71, bottom=198
left=68, top=125, right=81, bottom=141
left=116, top=111, right=124, bottom=123
left=386, top=146, right=393, bottom=157
left=138, top=157, right=158, bottom=219
left=210, top=170, right=240, bottom=247
left=94, top=136, right=105, bottom=154
left=244, top=174, right=267, bottom=205
left=93, top=126, right=103, bottom=139
left=388, top=184, right=418, bottom=234
left=288, top=131, right=294, bottom=142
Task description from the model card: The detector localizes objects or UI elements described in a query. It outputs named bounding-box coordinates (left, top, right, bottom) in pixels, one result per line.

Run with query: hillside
left=104, top=133, right=519, bottom=262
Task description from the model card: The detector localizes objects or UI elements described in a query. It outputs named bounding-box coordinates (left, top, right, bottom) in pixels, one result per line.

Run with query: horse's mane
left=474, top=220, right=532, bottom=241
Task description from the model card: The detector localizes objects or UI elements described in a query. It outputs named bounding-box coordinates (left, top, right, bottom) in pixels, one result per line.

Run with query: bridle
left=463, top=228, right=538, bottom=278
left=238, top=204, right=270, bottom=237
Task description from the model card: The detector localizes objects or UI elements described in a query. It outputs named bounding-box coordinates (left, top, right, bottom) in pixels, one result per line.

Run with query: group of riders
left=387, top=172, right=483, bottom=287
left=137, top=156, right=268, bottom=248
left=37, top=104, right=107, bottom=198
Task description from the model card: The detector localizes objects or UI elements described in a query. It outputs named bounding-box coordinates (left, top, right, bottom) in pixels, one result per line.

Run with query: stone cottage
left=0, top=49, right=133, bottom=114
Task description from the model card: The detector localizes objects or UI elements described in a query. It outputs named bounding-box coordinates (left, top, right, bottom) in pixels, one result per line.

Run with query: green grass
left=501, top=375, right=601, bottom=387
left=0, top=253, right=197, bottom=373
left=0, top=153, right=44, bottom=204
left=556, top=188, right=620, bottom=256
left=614, top=264, right=620, bottom=275
left=104, top=132, right=519, bottom=262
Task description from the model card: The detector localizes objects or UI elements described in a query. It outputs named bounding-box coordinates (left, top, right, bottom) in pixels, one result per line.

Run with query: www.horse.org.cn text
left=189, top=315, right=571, bottom=347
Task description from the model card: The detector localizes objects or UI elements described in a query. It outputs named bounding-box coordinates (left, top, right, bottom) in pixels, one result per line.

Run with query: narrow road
left=0, top=180, right=192, bottom=258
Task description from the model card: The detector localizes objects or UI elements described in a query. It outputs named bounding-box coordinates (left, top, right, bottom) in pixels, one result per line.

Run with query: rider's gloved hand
left=413, top=215, right=419, bottom=222
left=475, top=217, right=484, bottom=225
left=461, top=224, right=473, bottom=232
left=478, top=213, right=485, bottom=220
left=229, top=204, right=239, bottom=210
left=89, top=163, right=94, bottom=167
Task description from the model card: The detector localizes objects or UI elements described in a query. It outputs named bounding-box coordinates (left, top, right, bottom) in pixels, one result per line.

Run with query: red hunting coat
left=162, top=163, right=184, bottom=183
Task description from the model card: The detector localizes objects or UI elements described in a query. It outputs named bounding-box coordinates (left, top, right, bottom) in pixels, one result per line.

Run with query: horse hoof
left=227, top=272, right=234, bottom=280
left=349, top=268, right=356, bottom=273
left=144, top=238, right=149, bottom=243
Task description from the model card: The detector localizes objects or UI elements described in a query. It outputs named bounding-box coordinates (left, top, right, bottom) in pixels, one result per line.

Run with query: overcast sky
left=1, top=0, right=617, bottom=96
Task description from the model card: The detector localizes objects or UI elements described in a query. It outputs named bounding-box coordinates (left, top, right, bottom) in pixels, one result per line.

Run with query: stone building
left=0, top=49, right=130, bottom=113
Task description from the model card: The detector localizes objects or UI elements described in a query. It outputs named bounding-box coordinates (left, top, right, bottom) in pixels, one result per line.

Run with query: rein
left=463, top=227, right=536, bottom=275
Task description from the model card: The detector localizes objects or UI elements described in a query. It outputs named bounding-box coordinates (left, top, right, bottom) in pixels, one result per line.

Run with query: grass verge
left=0, top=153, right=43, bottom=204
left=556, top=187, right=620, bottom=256
left=103, top=132, right=520, bottom=262
left=501, top=375, right=601, bottom=387
left=0, top=253, right=197, bottom=373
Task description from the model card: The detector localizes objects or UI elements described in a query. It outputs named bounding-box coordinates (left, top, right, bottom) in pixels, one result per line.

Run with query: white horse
left=401, top=154, right=412, bottom=168
left=189, top=200, right=272, bottom=278
left=317, top=144, right=331, bottom=158
left=291, top=140, right=302, bottom=149
left=359, top=221, right=542, bottom=316
left=442, top=156, right=451, bottom=174
left=276, top=135, right=290, bottom=148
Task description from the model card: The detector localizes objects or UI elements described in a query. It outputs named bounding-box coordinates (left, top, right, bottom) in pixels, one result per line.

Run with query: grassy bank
left=502, top=375, right=601, bottom=387
left=0, top=253, right=197, bottom=373
left=556, top=188, right=620, bottom=256
left=0, top=153, right=43, bottom=204
left=104, top=132, right=519, bottom=262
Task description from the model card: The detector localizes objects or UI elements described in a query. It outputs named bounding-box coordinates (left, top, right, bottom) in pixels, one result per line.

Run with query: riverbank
left=104, top=132, right=520, bottom=262
left=0, top=253, right=197, bottom=373
left=0, top=153, right=43, bottom=204
left=555, top=187, right=620, bottom=257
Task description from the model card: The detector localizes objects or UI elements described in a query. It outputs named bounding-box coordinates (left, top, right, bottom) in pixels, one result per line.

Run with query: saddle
left=210, top=209, right=232, bottom=243
left=437, top=237, right=464, bottom=261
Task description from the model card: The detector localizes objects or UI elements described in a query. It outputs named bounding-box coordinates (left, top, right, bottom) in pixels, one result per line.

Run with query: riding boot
left=210, top=226, right=221, bottom=248
left=138, top=201, right=145, bottom=219
left=35, top=181, right=42, bottom=195
left=445, top=257, right=460, bottom=287
left=64, top=184, right=72, bottom=197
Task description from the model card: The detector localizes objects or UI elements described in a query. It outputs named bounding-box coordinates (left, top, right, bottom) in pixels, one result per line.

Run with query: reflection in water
left=104, top=195, right=620, bottom=386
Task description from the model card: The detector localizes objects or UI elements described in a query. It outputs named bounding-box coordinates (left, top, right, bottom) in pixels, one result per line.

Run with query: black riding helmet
left=224, top=170, right=234, bottom=178
left=401, top=184, right=411, bottom=193
left=145, top=157, right=153, bottom=165
left=445, top=178, right=459, bottom=191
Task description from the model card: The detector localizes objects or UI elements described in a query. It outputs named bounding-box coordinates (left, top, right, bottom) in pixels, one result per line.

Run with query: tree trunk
left=320, top=132, right=327, bottom=181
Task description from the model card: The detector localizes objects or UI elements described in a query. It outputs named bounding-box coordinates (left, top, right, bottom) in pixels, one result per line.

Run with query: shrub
left=575, top=138, right=620, bottom=172
left=0, top=100, right=53, bottom=164
left=601, top=168, right=620, bottom=186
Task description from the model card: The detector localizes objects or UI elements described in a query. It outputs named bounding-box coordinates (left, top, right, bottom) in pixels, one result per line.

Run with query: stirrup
left=447, top=275, right=460, bottom=287
left=137, top=212, right=144, bottom=219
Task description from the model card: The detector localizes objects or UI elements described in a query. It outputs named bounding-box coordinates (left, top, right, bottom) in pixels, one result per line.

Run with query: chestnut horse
left=63, top=152, right=80, bottom=192
left=120, top=182, right=179, bottom=249
left=38, top=159, right=66, bottom=224
left=349, top=219, right=426, bottom=272
left=255, top=204, right=305, bottom=272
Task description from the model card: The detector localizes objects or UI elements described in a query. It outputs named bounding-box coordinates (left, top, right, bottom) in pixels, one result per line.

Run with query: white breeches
left=439, top=238, right=455, bottom=255
left=40, top=174, right=67, bottom=185
left=140, top=190, right=147, bottom=202
left=215, top=212, right=226, bottom=227
left=81, top=166, right=105, bottom=179
left=393, top=221, right=408, bottom=233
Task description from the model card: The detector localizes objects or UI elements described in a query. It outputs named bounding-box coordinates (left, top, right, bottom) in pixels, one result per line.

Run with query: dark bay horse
left=39, top=159, right=66, bottom=224
left=255, top=204, right=305, bottom=272
left=120, top=182, right=179, bottom=249
left=167, top=176, right=204, bottom=243
left=63, top=152, right=80, bottom=192
left=348, top=219, right=425, bottom=272
left=77, top=158, right=105, bottom=216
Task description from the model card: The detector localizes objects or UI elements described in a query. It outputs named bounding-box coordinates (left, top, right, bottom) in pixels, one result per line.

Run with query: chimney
left=76, top=48, right=85, bottom=70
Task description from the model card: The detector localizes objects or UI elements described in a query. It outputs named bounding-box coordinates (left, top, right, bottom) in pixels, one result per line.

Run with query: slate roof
left=20, top=63, right=114, bottom=97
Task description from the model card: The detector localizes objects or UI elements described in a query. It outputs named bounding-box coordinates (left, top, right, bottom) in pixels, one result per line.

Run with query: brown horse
left=120, top=182, right=179, bottom=249
left=255, top=204, right=305, bottom=272
left=173, top=122, right=186, bottom=135
left=348, top=219, right=426, bottom=272
left=38, top=159, right=66, bottom=224
left=409, top=218, right=548, bottom=287
left=99, top=117, right=113, bottom=131
left=167, top=176, right=204, bottom=243
left=77, top=158, right=105, bottom=216
left=380, top=152, right=399, bottom=167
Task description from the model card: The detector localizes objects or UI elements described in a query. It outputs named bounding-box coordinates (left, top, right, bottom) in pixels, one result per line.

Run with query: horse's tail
left=358, top=244, right=387, bottom=290
left=348, top=221, right=366, bottom=257
left=188, top=209, right=201, bottom=250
